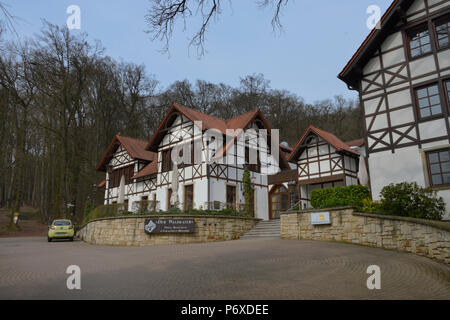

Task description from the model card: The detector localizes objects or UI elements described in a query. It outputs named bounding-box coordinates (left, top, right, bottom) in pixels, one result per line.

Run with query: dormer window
left=408, top=25, right=432, bottom=58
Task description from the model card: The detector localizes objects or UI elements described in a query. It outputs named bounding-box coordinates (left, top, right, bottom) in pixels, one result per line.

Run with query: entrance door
left=269, top=185, right=290, bottom=219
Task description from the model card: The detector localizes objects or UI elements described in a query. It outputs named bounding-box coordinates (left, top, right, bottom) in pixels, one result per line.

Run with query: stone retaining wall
left=281, top=207, right=450, bottom=265
left=78, top=215, right=259, bottom=246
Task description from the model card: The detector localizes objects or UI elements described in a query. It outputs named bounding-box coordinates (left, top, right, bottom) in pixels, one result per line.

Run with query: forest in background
left=0, top=22, right=363, bottom=223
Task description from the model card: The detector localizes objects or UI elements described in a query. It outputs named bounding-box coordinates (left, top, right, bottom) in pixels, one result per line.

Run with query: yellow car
left=48, top=219, right=74, bottom=242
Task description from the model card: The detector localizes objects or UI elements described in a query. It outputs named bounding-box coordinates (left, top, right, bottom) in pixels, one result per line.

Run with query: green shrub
left=83, top=204, right=250, bottom=223
left=84, top=203, right=128, bottom=223
left=166, top=207, right=249, bottom=217
left=242, top=170, right=254, bottom=217
left=379, top=182, right=445, bottom=220
left=82, top=201, right=97, bottom=225
left=310, top=185, right=370, bottom=209
left=361, top=198, right=383, bottom=214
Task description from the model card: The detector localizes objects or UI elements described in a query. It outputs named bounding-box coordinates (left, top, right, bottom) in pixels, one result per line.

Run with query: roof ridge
left=225, top=109, right=259, bottom=122
left=116, top=135, right=148, bottom=143
left=173, top=103, right=227, bottom=121
left=288, top=125, right=359, bottom=161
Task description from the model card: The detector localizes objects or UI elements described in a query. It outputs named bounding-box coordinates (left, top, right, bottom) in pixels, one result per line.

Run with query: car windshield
left=53, top=220, right=71, bottom=226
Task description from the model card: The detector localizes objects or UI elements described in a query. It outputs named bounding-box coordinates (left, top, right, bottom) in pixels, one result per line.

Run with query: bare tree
left=145, top=0, right=290, bottom=55
left=0, top=20, right=363, bottom=225
left=0, top=2, right=18, bottom=36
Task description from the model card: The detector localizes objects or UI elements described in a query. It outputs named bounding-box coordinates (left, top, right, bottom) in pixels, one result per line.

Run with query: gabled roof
left=146, top=103, right=272, bottom=151
left=288, top=125, right=359, bottom=161
left=338, top=0, right=414, bottom=88
left=346, top=138, right=365, bottom=148
left=280, top=144, right=293, bottom=152
left=96, top=135, right=156, bottom=172
left=226, top=109, right=260, bottom=130
left=97, top=179, right=106, bottom=188
left=174, top=103, right=230, bottom=133
left=132, top=160, right=158, bottom=179
left=146, top=103, right=227, bottom=152
left=145, top=103, right=290, bottom=170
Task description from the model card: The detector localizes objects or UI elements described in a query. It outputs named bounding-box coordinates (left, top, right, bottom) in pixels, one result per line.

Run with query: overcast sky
left=2, top=0, right=392, bottom=104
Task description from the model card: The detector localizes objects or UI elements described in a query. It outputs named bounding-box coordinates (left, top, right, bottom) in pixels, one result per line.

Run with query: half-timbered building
left=267, top=126, right=363, bottom=217
left=97, top=104, right=290, bottom=220
left=339, top=0, right=450, bottom=219
left=96, top=135, right=156, bottom=208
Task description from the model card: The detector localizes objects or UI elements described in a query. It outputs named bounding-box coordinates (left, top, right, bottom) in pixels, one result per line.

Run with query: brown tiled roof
left=280, top=144, right=293, bottom=152
left=146, top=104, right=225, bottom=151
left=174, top=104, right=229, bottom=133
left=226, top=109, right=260, bottom=130
left=96, top=135, right=156, bottom=172
left=116, top=136, right=155, bottom=161
left=132, top=160, right=158, bottom=179
left=98, top=179, right=106, bottom=188
left=146, top=104, right=267, bottom=151
left=146, top=103, right=290, bottom=170
left=288, top=125, right=359, bottom=161
left=346, top=138, right=365, bottom=147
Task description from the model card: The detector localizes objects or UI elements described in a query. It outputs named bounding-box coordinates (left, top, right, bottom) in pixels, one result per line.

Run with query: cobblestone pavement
left=0, top=237, right=449, bottom=299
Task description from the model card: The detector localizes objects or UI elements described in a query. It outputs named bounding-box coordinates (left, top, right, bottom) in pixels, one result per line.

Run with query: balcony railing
left=203, top=201, right=246, bottom=212
left=132, top=200, right=160, bottom=213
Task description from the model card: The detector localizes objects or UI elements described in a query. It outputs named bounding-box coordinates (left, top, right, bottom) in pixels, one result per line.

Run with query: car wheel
left=48, top=237, right=52, bottom=242
left=69, top=237, right=74, bottom=241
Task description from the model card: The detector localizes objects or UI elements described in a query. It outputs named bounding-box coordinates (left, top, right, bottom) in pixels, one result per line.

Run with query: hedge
left=310, top=185, right=370, bottom=209
left=378, top=182, right=445, bottom=221
left=83, top=204, right=251, bottom=224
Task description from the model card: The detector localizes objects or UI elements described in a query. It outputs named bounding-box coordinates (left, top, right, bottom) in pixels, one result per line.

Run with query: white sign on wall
left=311, top=212, right=331, bottom=225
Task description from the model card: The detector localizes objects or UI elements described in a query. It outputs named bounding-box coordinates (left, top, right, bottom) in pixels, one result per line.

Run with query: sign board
left=144, top=218, right=195, bottom=234
left=311, top=212, right=331, bottom=225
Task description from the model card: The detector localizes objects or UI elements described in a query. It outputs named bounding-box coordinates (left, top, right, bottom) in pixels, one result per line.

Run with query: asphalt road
left=0, top=237, right=449, bottom=299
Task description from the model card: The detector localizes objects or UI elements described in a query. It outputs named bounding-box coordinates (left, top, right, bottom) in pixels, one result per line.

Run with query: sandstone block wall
left=281, top=207, right=450, bottom=265
left=78, top=215, right=259, bottom=246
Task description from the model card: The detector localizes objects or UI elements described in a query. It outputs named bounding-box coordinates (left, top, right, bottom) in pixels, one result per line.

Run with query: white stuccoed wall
left=369, top=146, right=450, bottom=220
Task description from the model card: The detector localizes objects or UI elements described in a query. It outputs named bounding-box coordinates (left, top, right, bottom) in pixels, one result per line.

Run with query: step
left=251, top=226, right=280, bottom=230
left=241, top=234, right=280, bottom=238
left=241, top=220, right=281, bottom=239
left=241, top=234, right=280, bottom=237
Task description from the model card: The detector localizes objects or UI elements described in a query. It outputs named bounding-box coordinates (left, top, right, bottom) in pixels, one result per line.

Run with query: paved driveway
left=0, top=237, right=449, bottom=299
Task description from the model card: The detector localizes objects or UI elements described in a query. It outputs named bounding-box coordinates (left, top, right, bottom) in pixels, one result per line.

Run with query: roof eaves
left=338, top=0, right=412, bottom=87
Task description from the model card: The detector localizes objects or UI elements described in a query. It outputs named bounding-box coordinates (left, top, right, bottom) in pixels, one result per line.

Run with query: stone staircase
left=240, top=219, right=281, bottom=239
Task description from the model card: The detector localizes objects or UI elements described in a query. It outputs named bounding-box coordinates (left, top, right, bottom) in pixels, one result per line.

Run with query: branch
left=145, top=0, right=191, bottom=54
left=0, top=2, right=18, bottom=36
left=145, top=0, right=289, bottom=56
left=257, top=0, right=289, bottom=30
